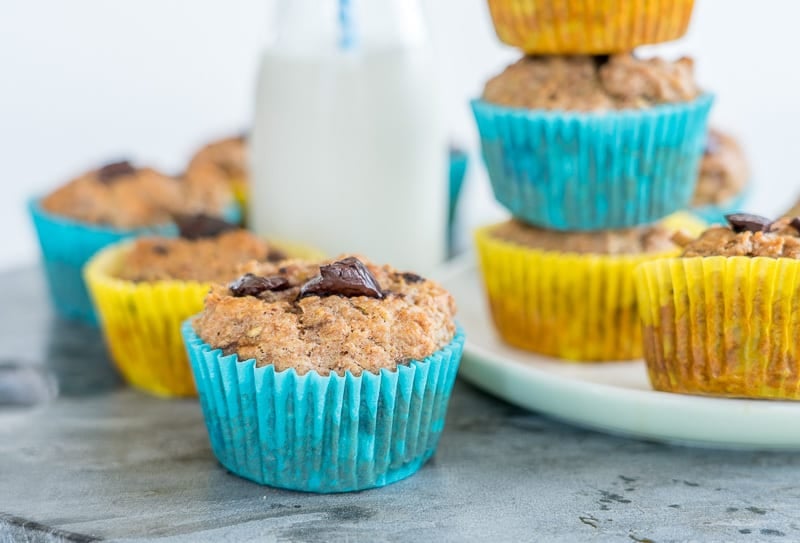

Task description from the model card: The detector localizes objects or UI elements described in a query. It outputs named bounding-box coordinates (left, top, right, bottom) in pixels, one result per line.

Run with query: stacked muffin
left=473, top=1, right=713, bottom=361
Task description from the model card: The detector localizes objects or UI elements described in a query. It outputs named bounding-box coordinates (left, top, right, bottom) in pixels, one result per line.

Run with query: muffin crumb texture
left=490, top=219, right=677, bottom=255
left=193, top=256, right=457, bottom=376
left=118, top=230, right=278, bottom=283
left=677, top=215, right=800, bottom=258
left=693, top=129, right=749, bottom=206
left=483, top=54, right=699, bottom=111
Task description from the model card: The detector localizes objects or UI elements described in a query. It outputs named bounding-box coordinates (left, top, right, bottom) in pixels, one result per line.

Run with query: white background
left=1, top=0, right=797, bottom=270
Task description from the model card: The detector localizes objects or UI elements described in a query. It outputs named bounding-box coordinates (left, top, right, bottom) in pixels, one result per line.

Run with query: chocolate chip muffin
left=476, top=214, right=703, bottom=361
left=483, top=54, right=700, bottom=112
left=636, top=213, right=800, bottom=400
left=692, top=129, right=749, bottom=207
left=193, top=256, right=457, bottom=376
left=83, top=214, right=308, bottom=397
left=473, top=54, right=712, bottom=230
left=182, top=255, right=464, bottom=492
left=184, top=135, right=247, bottom=222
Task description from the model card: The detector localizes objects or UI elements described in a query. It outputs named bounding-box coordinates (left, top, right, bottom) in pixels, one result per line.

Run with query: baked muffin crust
left=193, top=256, right=457, bottom=376
left=677, top=215, right=800, bottom=258
left=489, top=219, right=677, bottom=255
left=41, top=161, right=184, bottom=228
left=483, top=54, right=699, bottom=112
left=693, top=129, right=749, bottom=206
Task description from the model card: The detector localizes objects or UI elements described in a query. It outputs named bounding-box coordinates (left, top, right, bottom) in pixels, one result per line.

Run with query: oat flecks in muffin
left=41, top=161, right=185, bottom=228
left=483, top=54, right=699, bottom=112
left=490, top=219, right=677, bottom=255
left=118, top=230, right=281, bottom=283
left=192, top=256, right=457, bottom=377
left=676, top=215, right=800, bottom=258
left=693, top=129, right=749, bottom=206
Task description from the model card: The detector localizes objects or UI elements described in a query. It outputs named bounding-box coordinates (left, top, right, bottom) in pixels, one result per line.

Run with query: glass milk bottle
left=250, top=0, right=447, bottom=272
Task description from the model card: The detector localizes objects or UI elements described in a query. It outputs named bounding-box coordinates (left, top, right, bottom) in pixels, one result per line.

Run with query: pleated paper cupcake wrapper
left=486, top=0, right=695, bottom=54
left=690, top=184, right=751, bottom=226
left=230, top=179, right=249, bottom=226
left=182, top=321, right=464, bottom=493
left=636, top=257, right=800, bottom=400
left=475, top=225, right=691, bottom=361
left=29, top=200, right=177, bottom=325
left=84, top=240, right=326, bottom=398
left=472, top=95, right=714, bottom=231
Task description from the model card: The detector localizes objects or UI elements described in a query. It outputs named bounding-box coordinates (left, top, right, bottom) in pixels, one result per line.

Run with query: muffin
left=476, top=213, right=704, bottom=361
left=182, top=255, right=464, bottom=492
left=486, top=0, right=695, bottom=54
left=636, top=214, right=800, bottom=400
left=30, top=161, right=183, bottom=324
left=473, top=54, right=713, bottom=230
left=691, top=129, right=750, bottom=224
left=84, top=214, right=313, bottom=397
left=185, top=135, right=248, bottom=224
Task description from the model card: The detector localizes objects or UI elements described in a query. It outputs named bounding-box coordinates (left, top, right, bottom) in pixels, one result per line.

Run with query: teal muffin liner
left=691, top=183, right=751, bottom=225
left=28, top=200, right=176, bottom=325
left=222, top=201, right=243, bottom=225
left=472, top=94, right=714, bottom=230
left=448, top=148, right=469, bottom=256
left=182, top=320, right=464, bottom=493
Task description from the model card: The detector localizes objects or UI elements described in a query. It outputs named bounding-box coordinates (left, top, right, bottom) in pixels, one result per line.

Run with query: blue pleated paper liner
left=182, top=321, right=465, bottom=493
left=448, top=148, right=469, bottom=256
left=690, top=183, right=751, bottom=225
left=472, top=94, right=714, bottom=230
left=28, top=200, right=177, bottom=325
left=222, top=201, right=243, bottom=225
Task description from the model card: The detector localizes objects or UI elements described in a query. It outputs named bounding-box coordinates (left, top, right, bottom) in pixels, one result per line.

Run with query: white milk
left=250, top=2, right=447, bottom=272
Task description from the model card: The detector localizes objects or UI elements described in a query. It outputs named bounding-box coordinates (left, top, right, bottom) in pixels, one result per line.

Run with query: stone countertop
left=2, top=267, right=800, bottom=543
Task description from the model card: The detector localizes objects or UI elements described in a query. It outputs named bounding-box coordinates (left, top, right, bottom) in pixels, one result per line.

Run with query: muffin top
left=483, top=54, right=700, bottom=111
left=117, top=215, right=285, bottom=283
left=184, top=135, right=247, bottom=192
left=193, top=256, right=457, bottom=376
left=676, top=214, right=800, bottom=258
left=489, top=219, right=677, bottom=255
left=41, top=161, right=184, bottom=228
left=693, top=129, right=749, bottom=206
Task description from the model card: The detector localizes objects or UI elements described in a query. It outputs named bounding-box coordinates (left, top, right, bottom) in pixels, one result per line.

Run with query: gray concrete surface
left=2, top=266, right=800, bottom=542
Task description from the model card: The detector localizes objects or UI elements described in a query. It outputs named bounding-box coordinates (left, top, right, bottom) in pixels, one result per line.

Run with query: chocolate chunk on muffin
left=483, top=54, right=699, bottom=112
left=674, top=215, right=800, bottom=258
left=192, top=256, right=457, bottom=376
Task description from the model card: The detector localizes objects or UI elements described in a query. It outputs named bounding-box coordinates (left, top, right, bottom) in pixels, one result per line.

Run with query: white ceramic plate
left=438, top=258, right=800, bottom=450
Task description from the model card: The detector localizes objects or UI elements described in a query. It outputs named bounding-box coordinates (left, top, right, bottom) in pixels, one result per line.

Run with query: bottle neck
left=271, top=0, right=426, bottom=53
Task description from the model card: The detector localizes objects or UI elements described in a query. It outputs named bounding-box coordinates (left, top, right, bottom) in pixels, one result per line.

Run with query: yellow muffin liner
left=231, top=178, right=249, bottom=226
left=636, top=256, right=800, bottom=400
left=487, top=0, right=695, bottom=54
left=84, top=240, right=324, bottom=398
left=475, top=214, right=703, bottom=362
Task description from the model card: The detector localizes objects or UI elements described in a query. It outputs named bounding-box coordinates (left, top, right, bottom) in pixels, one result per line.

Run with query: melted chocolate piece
left=174, top=214, right=239, bottom=240
left=266, top=248, right=288, bottom=263
left=152, top=244, right=169, bottom=256
left=97, top=160, right=136, bottom=184
left=593, top=54, right=610, bottom=67
left=790, top=217, right=800, bottom=233
left=401, top=272, right=425, bottom=284
left=229, top=273, right=291, bottom=297
left=726, top=213, right=771, bottom=234
left=704, top=131, right=721, bottom=156
left=298, top=257, right=384, bottom=300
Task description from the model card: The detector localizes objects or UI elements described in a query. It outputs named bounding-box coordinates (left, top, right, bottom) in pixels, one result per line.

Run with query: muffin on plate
left=636, top=213, right=800, bottom=400
left=473, top=54, right=713, bottom=230
left=476, top=212, right=704, bottom=361
left=182, top=255, right=464, bottom=492
left=30, top=161, right=183, bottom=324
left=185, top=135, right=248, bottom=224
left=84, top=214, right=318, bottom=397
left=691, top=129, right=750, bottom=224
left=486, top=0, right=695, bottom=54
